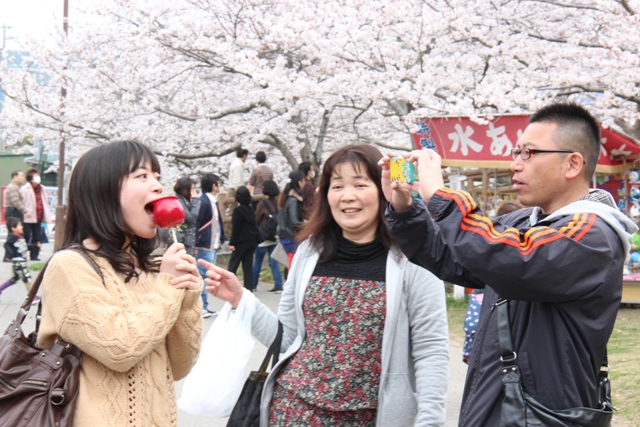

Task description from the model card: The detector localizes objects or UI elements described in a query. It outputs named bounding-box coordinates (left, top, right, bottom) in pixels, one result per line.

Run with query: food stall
left=411, top=114, right=640, bottom=303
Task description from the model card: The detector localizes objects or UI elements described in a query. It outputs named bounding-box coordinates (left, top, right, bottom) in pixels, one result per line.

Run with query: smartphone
left=390, top=157, right=418, bottom=183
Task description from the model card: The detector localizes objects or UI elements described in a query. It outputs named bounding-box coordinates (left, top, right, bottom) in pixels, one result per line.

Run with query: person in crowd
left=277, top=170, right=305, bottom=269
left=38, top=140, right=203, bottom=426
left=4, top=170, right=28, bottom=222
left=380, top=102, right=636, bottom=426
left=298, top=161, right=316, bottom=220
left=462, top=199, right=524, bottom=364
left=228, top=185, right=260, bottom=292
left=200, top=144, right=449, bottom=427
left=252, top=180, right=283, bottom=293
left=196, top=173, right=226, bottom=318
left=249, top=150, right=274, bottom=202
left=21, top=168, right=50, bottom=261
left=0, top=217, right=36, bottom=304
left=171, top=177, right=201, bottom=256
left=228, top=147, right=249, bottom=199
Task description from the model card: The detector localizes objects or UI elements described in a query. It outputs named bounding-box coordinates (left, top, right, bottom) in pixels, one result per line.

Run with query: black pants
left=4, top=207, right=24, bottom=223
left=23, top=222, right=41, bottom=260
left=228, top=240, right=258, bottom=292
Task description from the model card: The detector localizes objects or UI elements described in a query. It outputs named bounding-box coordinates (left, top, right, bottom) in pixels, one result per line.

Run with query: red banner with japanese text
left=412, top=115, right=640, bottom=174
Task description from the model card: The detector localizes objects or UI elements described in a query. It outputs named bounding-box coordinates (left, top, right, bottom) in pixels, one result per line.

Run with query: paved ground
left=0, top=238, right=467, bottom=426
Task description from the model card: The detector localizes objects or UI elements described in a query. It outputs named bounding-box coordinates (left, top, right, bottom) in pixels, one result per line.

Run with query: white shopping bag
left=178, top=289, right=256, bottom=418
left=270, top=242, right=289, bottom=267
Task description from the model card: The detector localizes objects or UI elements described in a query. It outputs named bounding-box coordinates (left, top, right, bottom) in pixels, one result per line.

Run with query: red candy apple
left=152, top=196, right=185, bottom=228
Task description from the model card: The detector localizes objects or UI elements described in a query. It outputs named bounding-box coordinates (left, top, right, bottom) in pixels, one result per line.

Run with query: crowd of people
left=1, top=102, right=633, bottom=426
left=1, top=167, right=52, bottom=304
left=124, top=147, right=314, bottom=317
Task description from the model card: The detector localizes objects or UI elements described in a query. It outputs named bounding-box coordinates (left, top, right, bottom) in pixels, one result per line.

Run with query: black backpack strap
left=263, top=198, right=276, bottom=216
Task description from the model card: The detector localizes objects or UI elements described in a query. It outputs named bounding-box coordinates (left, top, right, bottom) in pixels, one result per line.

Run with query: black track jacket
left=386, top=188, right=636, bottom=427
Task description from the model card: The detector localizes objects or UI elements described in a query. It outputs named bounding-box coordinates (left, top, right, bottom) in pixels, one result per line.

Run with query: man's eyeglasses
left=511, top=147, right=575, bottom=161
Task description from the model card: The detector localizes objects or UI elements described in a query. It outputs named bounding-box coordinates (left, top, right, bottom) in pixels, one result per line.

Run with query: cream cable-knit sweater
left=38, top=250, right=203, bottom=427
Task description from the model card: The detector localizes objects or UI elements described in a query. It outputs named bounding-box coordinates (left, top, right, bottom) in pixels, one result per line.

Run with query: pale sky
left=0, top=0, right=63, bottom=49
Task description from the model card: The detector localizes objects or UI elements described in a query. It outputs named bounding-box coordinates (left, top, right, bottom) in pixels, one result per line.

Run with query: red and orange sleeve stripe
left=436, top=188, right=597, bottom=256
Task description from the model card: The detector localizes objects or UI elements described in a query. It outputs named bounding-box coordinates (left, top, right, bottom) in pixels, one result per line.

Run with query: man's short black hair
left=530, top=102, right=601, bottom=181
left=256, top=151, right=267, bottom=163
left=236, top=148, right=249, bottom=158
left=10, top=170, right=21, bottom=179
left=298, top=161, right=312, bottom=176
left=201, top=173, right=220, bottom=193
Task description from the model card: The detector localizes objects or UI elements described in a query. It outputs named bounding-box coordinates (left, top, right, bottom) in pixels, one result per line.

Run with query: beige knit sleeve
left=41, top=251, right=190, bottom=373
left=166, top=288, right=203, bottom=380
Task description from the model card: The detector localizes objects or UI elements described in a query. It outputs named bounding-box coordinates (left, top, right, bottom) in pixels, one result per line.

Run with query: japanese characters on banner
left=412, top=115, right=640, bottom=174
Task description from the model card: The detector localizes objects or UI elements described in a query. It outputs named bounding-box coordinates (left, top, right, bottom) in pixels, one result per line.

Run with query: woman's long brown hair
left=296, top=144, right=395, bottom=262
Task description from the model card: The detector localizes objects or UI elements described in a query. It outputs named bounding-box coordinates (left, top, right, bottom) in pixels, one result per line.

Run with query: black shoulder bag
left=495, top=298, right=614, bottom=427
left=227, top=321, right=283, bottom=427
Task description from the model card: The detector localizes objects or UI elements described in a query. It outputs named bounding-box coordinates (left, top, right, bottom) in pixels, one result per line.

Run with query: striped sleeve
left=437, top=188, right=597, bottom=256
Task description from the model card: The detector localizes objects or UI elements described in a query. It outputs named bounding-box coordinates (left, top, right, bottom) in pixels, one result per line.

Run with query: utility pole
left=1, top=24, right=10, bottom=51
left=54, top=0, right=69, bottom=251
left=0, top=25, right=14, bottom=151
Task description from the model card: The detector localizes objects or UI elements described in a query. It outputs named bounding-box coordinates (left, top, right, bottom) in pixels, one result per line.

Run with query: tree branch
left=616, top=0, right=637, bottom=14
left=261, top=133, right=299, bottom=168
left=313, top=108, right=331, bottom=165
left=154, top=100, right=279, bottom=121
left=153, top=144, right=240, bottom=160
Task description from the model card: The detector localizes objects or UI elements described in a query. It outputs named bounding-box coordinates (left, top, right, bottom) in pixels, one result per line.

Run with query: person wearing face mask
left=21, top=168, right=51, bottom=261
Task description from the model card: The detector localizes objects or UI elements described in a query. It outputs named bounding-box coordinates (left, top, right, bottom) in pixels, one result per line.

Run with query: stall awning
left=412, top=115, right=640, bottom=174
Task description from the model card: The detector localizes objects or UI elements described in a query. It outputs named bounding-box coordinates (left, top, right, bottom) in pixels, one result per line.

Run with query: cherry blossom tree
left=1, top=0, right=638, bottom=186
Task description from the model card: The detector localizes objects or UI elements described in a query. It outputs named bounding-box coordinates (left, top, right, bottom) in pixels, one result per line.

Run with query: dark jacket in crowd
left=4, top=233, right=28, bottom=261
left=277, top=190, right=303, bottom=240
left=229, top=189, right=259, bottom=246
left=175, top=194, right=200, bottom=256
left=195, top=194, right=226, bottom=250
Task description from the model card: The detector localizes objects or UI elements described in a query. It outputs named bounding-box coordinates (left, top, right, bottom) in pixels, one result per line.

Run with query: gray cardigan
left=244, top=240, right=449, bottom=426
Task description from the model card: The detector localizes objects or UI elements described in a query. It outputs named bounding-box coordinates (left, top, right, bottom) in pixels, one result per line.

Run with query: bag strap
left=263, top=199, right=276, bottom=217
left=250, top=321, right=283, bottom=383
left=198, top=219, right=213, bottom=233
left=494, top=298, right=611, bottom=405
left=198, top=200, right=215, bottom=233
left=494, top=298, right=517, bottom=369
left=598, top=348, right=612, bottom=408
